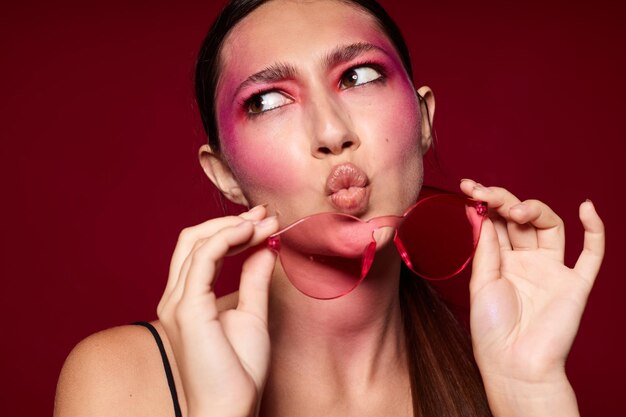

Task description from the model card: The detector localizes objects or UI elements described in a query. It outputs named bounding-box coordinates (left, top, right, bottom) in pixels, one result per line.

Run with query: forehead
left=217, top=0, right=392, bottom=89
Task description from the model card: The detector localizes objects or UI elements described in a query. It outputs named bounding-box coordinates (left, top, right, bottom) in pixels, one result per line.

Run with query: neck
left=263, top=244, right=411, bottom=414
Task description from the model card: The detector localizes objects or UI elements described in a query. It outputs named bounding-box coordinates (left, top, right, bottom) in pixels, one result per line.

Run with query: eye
left=245, top=90, right=293, bottom=115
left=339, top=65, right=383, bottom=89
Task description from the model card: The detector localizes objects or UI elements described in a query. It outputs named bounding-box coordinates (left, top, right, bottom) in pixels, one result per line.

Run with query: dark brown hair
left=194, top=1, right=492, bottom=415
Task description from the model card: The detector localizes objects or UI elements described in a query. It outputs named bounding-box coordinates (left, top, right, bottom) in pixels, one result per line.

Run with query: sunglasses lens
left=273, top=214, right=376, bottom=299
left=396, top=194, right=485, bottom=279
left=270, top=193, right=486, bottom=298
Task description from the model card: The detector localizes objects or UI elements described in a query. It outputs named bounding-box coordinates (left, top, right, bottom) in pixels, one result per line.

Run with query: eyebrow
left=234, top=62, right=298, bottom=97
left=323, top=42, right=384, bottom=70
left=233, top=42, right=387, bottom=97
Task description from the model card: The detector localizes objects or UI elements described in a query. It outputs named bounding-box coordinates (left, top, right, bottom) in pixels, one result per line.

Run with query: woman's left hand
left=459, top=179, right=605, bottom=413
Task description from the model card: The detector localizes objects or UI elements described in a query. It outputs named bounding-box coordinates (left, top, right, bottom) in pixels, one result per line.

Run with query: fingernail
left=585, top=198, right=594, bottom=208
left=511, top=202, right=527, bottom=210
left=255, top=216, right=277, bottom=228
left=474, top=183, right=493, bottom=194
left=460, top=178, right=474, bottom=183
left=248, top=204, right=268, bottom=214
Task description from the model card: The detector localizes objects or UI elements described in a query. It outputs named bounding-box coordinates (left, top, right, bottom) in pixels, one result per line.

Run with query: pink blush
left=220, top=122, right=307, bottom=195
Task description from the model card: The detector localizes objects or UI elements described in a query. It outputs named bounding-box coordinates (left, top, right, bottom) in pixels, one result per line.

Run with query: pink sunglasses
left=266, top=187, right=488, bottom=299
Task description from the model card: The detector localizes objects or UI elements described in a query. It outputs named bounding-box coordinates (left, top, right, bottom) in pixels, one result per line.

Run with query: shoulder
left=54, top=322, right=173, bottom=417
left=54, top=292, right=239, bottom=417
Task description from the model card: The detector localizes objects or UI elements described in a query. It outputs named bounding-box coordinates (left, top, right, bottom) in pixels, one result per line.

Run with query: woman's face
left=213, top=0, right=431, bottom=226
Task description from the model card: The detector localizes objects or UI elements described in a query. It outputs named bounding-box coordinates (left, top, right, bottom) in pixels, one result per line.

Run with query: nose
left=308, top=94, right=360, bottom=157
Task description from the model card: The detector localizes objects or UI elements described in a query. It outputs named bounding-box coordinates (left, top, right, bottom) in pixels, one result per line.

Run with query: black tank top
left=132, top=321, right=182, bottom=417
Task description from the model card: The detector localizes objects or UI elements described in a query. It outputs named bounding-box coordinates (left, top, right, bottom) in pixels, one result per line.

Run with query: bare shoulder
left=54, top=292, right=239, bottom=417
left=54, top=322, right=175, bottom=417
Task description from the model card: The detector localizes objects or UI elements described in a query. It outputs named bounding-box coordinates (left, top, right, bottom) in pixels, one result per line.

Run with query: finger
left=574, top=200, right=605, bottom=284
left=461, top=180, right=537, bottom=251
left=506, top=220, right=538, bottom=250
left=469, top=217, right=502, bottom=299
left=167, top=218, right=245, bottom=291
left=459, top=178, right=479, bottom=197
left=170, top=215, right=279, bottom=309
left=240, top=204, right=270, bottom=221
left=492, top=216, right=512, bottom=251
left=182, top=221, right=258, bottom=300
left=165, top=223, right=254, bottom=315
left=460, top=180, right=521, bottom=218
left=163, top=206, right=268, bottom=301
left=182, top=216, right=279, bottom=299
left=461, top=180, right=509, bottom=250
left=170, top=206, right=268, bottom=283
left=172, top=205, right=267, bottom=273
left=169, top=242, right=223, bottom=309
left=160, top=219, right=241, bottom=315
left=509, top=199, right=565, bottom=261
left=237, top=248, right=278, bottom=324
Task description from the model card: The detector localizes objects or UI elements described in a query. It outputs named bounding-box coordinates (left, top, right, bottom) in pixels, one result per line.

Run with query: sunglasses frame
left=266, top=189, right=488, bottom=299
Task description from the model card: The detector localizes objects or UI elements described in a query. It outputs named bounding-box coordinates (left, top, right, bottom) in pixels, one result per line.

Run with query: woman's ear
left=416, top=86, right=435, bottom=154
left=198, top=144, right=249, bottom=207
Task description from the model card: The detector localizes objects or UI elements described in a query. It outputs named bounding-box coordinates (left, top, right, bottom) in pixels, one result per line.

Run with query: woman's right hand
left=157, top=205, right=279, bottom=417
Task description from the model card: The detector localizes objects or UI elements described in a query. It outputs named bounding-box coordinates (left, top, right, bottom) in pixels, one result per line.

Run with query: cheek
left=360, top=84, right=422, bottom=163
left=219, top=114, right=306, bottom=196
left=354, top=81, right=424, bottom=206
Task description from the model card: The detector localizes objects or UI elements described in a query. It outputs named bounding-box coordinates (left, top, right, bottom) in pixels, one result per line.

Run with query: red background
left=1, top=0, right=624, bottom=415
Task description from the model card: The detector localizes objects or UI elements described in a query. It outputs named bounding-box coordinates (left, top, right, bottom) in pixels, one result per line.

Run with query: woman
left=54, top=0, right=605, bottom=416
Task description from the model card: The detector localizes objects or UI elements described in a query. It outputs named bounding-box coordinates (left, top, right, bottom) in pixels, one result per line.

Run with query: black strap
left=132, top=321, right=182, bottom=417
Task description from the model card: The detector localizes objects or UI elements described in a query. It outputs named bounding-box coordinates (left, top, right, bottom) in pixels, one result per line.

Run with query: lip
left=325, top=163, right=370, bottom=214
